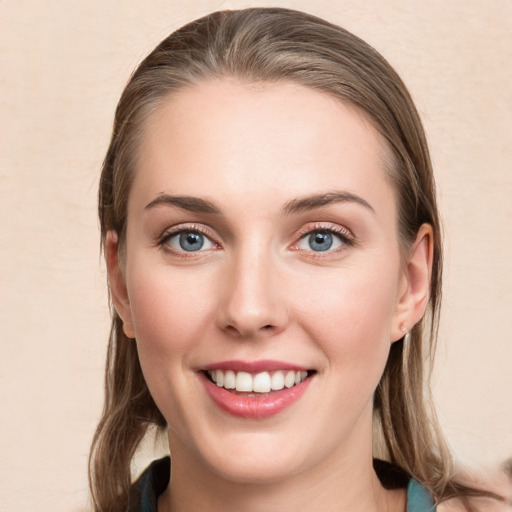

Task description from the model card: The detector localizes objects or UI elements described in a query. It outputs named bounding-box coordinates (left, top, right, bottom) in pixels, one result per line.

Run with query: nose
left=216, top=247, right=288, bottom=339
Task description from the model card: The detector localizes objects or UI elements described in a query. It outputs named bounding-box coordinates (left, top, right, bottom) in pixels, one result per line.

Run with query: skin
left=106, top=79, right=433, bottom=512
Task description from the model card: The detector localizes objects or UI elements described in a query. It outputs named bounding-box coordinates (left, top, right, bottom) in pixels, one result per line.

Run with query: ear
left=105, top=230, right=136, bottom=339
left=391, top=223, right=434, bottom=342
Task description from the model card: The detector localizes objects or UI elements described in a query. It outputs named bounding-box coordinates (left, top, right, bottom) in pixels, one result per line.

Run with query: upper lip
left=200, top=360, right=310, bottom=373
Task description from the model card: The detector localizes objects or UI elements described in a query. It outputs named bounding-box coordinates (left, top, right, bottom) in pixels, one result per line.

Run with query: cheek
left=125, top=262, right=218, bottom=366
left=124, top=262, right=223, bottom=427
left=295, top=261, right=400, bottom=373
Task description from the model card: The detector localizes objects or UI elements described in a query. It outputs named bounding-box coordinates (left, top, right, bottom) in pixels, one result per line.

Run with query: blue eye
left=179, top=232, right=204, bottom=251
left=164, top=230, right=216, bottom=252
left=297, top=230, right=345, bottom=252
left=308, top=232, right=333, bottom=251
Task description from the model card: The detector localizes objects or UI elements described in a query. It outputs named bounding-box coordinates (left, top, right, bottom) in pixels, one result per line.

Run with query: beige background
left=1, top=1, right=511, bottom=511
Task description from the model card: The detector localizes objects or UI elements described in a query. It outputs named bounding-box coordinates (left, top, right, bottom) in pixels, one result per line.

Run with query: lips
left=200, top=361, right=315, bottom=419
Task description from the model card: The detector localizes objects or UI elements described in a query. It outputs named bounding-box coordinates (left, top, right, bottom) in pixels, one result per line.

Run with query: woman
left=89, top=8, right=506, bottom=512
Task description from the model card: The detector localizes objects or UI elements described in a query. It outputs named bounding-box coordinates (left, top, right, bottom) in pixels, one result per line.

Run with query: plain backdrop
left=0, top=1, right=511, bottom=511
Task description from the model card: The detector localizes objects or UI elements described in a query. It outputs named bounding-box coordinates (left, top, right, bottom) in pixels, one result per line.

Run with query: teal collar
left=407, top=479, right=436, bottom=511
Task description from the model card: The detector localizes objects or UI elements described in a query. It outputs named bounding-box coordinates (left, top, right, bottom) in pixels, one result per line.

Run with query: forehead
left=131, top=79, right=395, bottom=215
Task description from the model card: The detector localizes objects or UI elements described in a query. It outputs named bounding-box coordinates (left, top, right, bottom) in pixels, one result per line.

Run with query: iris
left=179, top=232, right=204, bottom=251
left=308, top=232, right=333, bottom=252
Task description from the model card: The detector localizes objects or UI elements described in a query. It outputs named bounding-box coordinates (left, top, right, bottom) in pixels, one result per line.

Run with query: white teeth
left=284, top=370, right=296, bottom=388
left=224, top=370, right=236, bottom=389
left=271, top=371, right=285, bottom=391
left=253, top=372, right=271, bottom=393
left=208, top=368, right=309, bottom=393
left=235, top=371, right=253, bottom=392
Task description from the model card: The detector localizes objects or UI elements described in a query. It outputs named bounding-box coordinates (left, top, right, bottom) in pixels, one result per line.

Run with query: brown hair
left=90, top=7, right=503, bottom=511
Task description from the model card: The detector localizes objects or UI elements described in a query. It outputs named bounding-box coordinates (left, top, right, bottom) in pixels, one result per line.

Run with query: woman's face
left=109, top=79, right=427, bottom=484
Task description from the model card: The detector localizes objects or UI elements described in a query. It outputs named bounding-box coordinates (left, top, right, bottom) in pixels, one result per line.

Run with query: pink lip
left=201, top=359, right=308, bottom=373
left=199, top=369, right=313, bottom=420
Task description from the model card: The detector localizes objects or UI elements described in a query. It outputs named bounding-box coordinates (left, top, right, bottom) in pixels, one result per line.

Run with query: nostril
left=225, top=325, right=240, bottom=336
left=223, top=323, right=276, bottom=337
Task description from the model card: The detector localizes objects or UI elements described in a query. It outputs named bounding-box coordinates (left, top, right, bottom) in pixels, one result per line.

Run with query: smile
left=200, top=361, right=315, bottom=419
left=207, top=369, right=309, bottom=393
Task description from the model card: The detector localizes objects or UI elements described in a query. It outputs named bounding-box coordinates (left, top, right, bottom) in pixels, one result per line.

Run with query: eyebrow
left=144, top=190, right=374, bottom=216
left=282, top=191, right=375, bottom=215
left=144, top=194, right=222, bottom=214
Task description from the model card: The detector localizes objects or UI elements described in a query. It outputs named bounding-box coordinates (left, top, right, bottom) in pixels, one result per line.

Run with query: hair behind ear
left=89, top=315, right=166, bottom=512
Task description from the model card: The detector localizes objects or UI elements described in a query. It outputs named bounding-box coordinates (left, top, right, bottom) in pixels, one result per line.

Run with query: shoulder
left=438, top=464, right=512, bottom=512
left=438, top=498, right=511, bottom=512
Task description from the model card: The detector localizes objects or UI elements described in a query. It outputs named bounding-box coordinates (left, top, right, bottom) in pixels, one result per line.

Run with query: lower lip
left=201, top=372, right=313, bottom=419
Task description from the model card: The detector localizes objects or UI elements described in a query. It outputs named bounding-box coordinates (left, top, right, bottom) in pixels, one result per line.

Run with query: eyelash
left=155, top=222, right=354, bottom=257
left=156, top=224, right=220, bottom=256
left=292, top=223, right=355, bottom=255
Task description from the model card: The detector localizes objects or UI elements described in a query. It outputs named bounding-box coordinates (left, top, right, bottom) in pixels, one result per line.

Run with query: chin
left=182, top=429, right=311, bottom=485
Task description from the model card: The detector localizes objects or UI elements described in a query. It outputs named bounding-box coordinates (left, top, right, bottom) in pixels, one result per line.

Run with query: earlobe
left=105, top=231, right=136, bottom=339
left=392, top=224, right=434, bottom=342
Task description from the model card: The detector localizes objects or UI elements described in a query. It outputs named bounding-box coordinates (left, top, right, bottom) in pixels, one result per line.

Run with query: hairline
left=118, top=74, right=405, bottom=244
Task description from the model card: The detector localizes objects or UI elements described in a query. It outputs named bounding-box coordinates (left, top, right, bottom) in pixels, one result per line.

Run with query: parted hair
left=90, top=8, right=502, bottom=512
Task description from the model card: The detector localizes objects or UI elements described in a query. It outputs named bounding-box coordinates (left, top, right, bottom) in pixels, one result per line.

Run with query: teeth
left=294, top=371, right=308, bottom=385
left=208, top=369, right=309, bottom=393
left=284, top=370, right=295, bottom=388
left=236, top=372, right=253, bottom=392
left=271, top=371, right=285, bottom=391
left=253, top=372, right=271, bottom=393
left=224, top=370, right=236, bottom=389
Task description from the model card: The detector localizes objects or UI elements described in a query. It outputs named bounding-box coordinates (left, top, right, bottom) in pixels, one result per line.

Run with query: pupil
left=179, top=232, right=204, bottom=251
left=309, top=232, right=332, bottom=251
